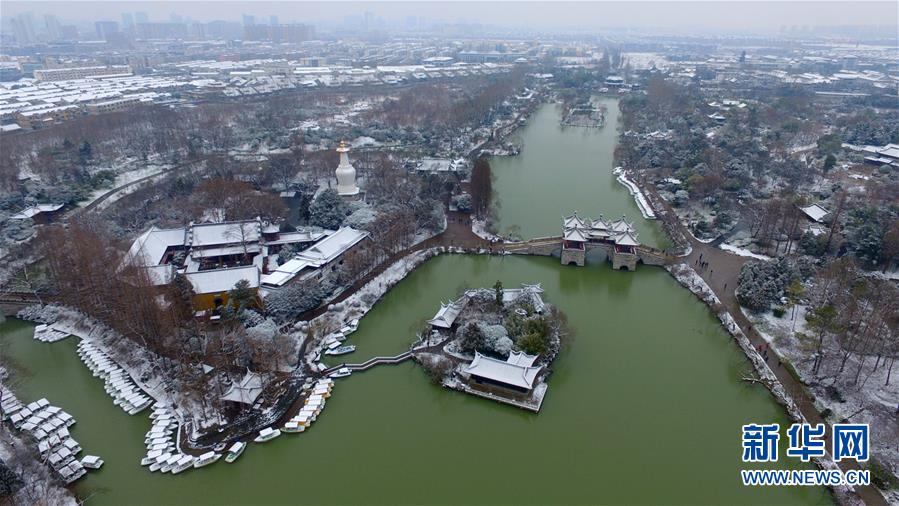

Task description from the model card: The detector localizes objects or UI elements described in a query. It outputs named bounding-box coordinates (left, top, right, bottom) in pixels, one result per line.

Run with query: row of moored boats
left=32, top=323, right=70, bottom=343
left=76, top=340, right=153, bottom=415
left=142, top=405, right=221, bottom=474
left=282, top=377, right=333, bottom=433
left=1, top=389, right=103, bottom=484
left=252, top=377, right=335, bottom=442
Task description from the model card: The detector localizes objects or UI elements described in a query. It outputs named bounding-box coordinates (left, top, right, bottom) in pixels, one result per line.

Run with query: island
left=415, top=282, right=569, bottom=412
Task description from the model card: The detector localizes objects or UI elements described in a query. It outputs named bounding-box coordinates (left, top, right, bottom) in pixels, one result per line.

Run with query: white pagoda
left=334, top=141, right=360, bottom=196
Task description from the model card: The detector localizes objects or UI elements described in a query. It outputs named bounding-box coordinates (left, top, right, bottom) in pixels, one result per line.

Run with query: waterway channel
left=0, top=99, right=831, bottom=505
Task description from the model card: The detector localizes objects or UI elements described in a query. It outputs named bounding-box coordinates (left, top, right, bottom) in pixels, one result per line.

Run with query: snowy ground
left=77, top=162, right=173, bottom=210
left=471, top=218, right=502, bottom=241
left=744, top=306, right=899, bottom=486
left=613, top=167, right=656, bottom=219
left=719, top=243, right=773, bottom=260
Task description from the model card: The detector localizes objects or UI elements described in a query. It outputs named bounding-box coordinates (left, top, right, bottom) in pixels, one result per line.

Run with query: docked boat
left=224, top=442, right=246, bottom=463
left=329, top=367, right=352, bottom=378
left=340, top=320, right=359, bottom=336
left=254, top=427, right=281, bottom=443
left=160, top=454, right=181, bottom=473
left=150, top=453, right=172, bottom=472
left=142, top=449, right=163, bottom=466
left=193, top=451, right=221, bottom=468
left=325, top=344, right=356, bottom=356
left=282, top=421, right=306, bottom=433
left=172, top=455, right=195, bottom=474
left=81, top=455, right=104, bottom=469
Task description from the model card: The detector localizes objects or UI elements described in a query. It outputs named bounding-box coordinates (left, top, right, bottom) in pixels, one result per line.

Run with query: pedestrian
left=724, top=283, right=727, bottom=290
left=699, top=252, right=703, bottom=260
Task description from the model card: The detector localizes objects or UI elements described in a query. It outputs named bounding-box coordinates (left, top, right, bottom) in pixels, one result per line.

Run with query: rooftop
left=463, top=352, right=543, bottom=390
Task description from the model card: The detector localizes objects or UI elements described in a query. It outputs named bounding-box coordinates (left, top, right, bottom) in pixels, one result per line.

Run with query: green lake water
left=0, top=99, right=830, bottom=505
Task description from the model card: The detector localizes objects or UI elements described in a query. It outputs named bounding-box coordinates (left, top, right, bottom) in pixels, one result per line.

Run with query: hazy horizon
left=2, top=1, right=897, bottom=35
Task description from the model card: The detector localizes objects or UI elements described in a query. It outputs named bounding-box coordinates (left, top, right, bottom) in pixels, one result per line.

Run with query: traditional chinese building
left=561, top=212, right=641, bottom=270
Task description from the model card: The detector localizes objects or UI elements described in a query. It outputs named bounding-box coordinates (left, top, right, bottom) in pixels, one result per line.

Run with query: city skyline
left=2, top=1, right=897, bottom=34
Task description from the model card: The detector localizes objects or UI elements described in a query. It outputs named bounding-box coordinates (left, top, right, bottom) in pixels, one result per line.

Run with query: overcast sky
left=4, top=1, right=897, bottom=33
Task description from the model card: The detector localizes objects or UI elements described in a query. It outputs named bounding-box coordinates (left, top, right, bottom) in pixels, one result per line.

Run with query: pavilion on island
left=462, top=351, right=543, bottom=394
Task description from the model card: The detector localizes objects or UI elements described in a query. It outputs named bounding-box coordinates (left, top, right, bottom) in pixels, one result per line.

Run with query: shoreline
left=612, top=166, right=656, bottom=220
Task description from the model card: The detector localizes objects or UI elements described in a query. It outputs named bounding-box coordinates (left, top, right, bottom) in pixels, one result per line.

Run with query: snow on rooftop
left=463, top=352, right=543, bottom=390
left=295, top=227, right=368, bottom=266
left=800, top=203, right=829, bottom=223
left=185, top=265, right=259, bottom=295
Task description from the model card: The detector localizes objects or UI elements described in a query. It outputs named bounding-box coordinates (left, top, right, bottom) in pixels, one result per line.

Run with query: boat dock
left=76, top=340, right=153, bottom=415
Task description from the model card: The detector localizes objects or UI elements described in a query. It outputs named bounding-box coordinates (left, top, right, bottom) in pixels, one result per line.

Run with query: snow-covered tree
left=310, top=189, right=350, bottom=230
left=264, top=279, right=325, bottom=323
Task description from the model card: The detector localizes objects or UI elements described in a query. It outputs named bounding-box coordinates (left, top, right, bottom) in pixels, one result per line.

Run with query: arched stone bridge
left=503, top=236, right=672, bottom=270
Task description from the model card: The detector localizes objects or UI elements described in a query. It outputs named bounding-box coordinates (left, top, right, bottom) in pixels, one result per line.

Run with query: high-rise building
left=270, top=15, right=278, bottom=26
left=135, top=22, right=188, bottom=39
left=59, top=25, right=79, bottom=40
left=95, top=21, right=120, bottom=41
left=44, top=14, right=62, bottom=40
left=135, top=12, right=149, bottom=24
left=242, top=14, right=255, bottom=26
left=243, top=23, right=315, bottom=43
left=121, top=13, right=134, bottom=29
left=12, top=12, right=37, bottom=45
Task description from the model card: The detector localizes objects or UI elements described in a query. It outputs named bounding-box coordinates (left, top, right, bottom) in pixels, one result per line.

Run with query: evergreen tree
left=309, top=188, right=350, bottom=229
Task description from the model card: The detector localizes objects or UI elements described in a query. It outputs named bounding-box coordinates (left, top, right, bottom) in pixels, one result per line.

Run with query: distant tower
left=335, top=141, right=360, bottom=196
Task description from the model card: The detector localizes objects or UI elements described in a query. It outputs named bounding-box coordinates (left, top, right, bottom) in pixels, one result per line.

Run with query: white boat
left=282, top=421, right=305, bottom=433
left=149, top=453, right=172, bottom=472
left=325, top=344, right=356, bottom=356
left=254, top=427, right=281, bottom=443
left=224, top=442, right=246, bottom=463
left=193, top=451, right=221, bottom=468
left=172, top=455, right=195, bottom=474
left=81, top=455, right=104, bottom=469
left=62, top=438, right=81, bottom=454
left=160, top=454, right=181, bottom=473
left=329, top=367, right=352, bottom=378
left=142, top=450, right=163, bottom=466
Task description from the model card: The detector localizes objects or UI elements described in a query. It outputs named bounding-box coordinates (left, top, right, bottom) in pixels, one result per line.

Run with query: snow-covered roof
left=417, top=158, right=457, bottom=172
left=260, top=257, right=315, bottom=287
left=463, top=352, right=543, bottom=390
left=295, top=227, right=368, bottom=266
left=190, top=220, right=261, bottom=248
left=563, top=213, right=587, bottom=229
left=506, top=351, right=539, bottom=367
left=126, top=226, right=187, bottom=266
left=800, top=203, right=829, bottom=223
left=614, top=231, right=640, bottom=247
left=263, top=229, right=328, bottom=246
left=564, top=227, right=588, bottom=242
left=9, top=203, right=64, bottom=219
left=609, top=216, right=635, bottom=233
left=221, top=370, right=264, bottom=404
left=190, top=244, right=262, bottom=259
left=427, top=297, right=469, bottom=328
left=185, top=265, right=259, bottom=295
